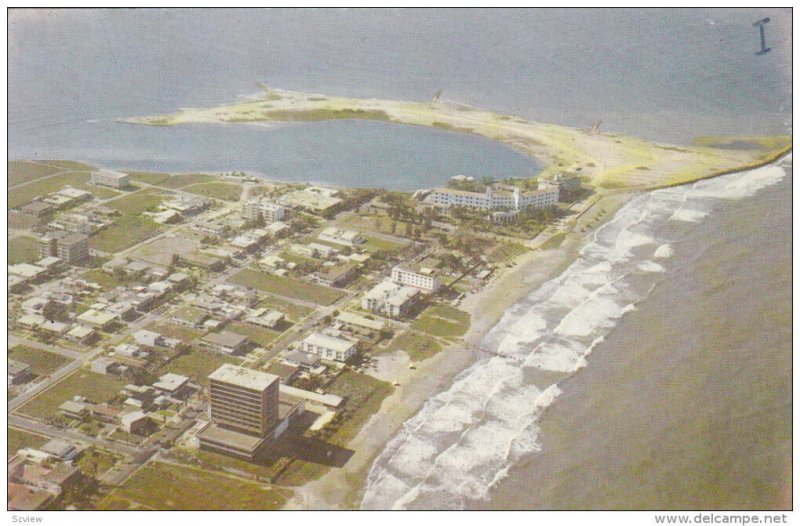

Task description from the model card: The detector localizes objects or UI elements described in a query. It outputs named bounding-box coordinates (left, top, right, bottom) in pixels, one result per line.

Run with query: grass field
left=155, top=349, right=240, bottom=383
left=124, top=171, right=171, bottom=186
left=229, top=268, right=344, bottom=306
left=8, top=428, right=48, bottom=457
left=8, top=160, right=70, bottom=187
left=183, top=181, right=242, bottom=201
left=9, top=345, right=72, bottom=376
left=160, top=173, right=216, bottom=189
left=8, top=211, right=40, bottom=229
left=385, top=330, right=443, bottom=362
left=410, top=305, right=471, bottom=338
left=106, top=189, right=164, bottom=216
left=257, top=295, right=314, bottom=322
left=76, top=447, right=121, bottom=478
left=80, top=268, right=123, bottom=289
left=100, top=461, right=287, bottom=510
left=362, top=235, right=407, bottom=254
left=9, top=171, right=119, bottom=208
left=17, top=370, right=126, bottom=420
left=9, top=236, right=42, bottom=265
left=145, top=322, right=204, bottom=344
left=36, top=160, right=96, bottom=171
left=227, top=322, right=281, bottom=347
left=89, top=216, right=161, bottom=253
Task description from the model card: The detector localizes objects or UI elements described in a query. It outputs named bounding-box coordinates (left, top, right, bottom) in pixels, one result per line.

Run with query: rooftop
left=202, top=331, right=249, bottom=349
left=153, top=373, right=190, bottom=392
left=208, top=364, right=279, bottom=391
left=302, top=332, right=356, bottom=353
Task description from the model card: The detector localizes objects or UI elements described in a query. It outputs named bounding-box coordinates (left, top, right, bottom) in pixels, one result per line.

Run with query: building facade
left=90, top=169, right=131, bottom=189
left=430, top=182, right=559, bottom=212
left=391, top=264, right=441, bottom=293
left=38, top=232, right=89, bottom=264
left=242, top=197, right=286, bottom=223
left=300, top=333, right=357, bottom=362
left=207, top=364, right=280, bottom=437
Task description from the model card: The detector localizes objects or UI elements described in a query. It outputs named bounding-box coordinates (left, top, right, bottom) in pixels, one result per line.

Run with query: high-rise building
left=242, top=197, right=286, bottom=223
left=208, top=364, right=279, bottom=436
left=38, top=232, right=89, bottom=264
left=90, top=169, right=131, bottom=189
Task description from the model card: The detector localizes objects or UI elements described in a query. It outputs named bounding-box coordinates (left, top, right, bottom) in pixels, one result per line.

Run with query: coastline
left=285, top=190, right=634, bottom=509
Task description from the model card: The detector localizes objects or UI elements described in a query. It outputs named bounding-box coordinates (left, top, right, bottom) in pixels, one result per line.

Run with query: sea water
left=361, top=157, right=791, bottom=509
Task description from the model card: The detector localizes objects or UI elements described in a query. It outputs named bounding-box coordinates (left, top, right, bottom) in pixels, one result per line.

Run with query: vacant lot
left=9, top=345, right=71, bottom=376
left=9, top=236, right=41, bottom=265
left=154, top=349, right=240, bottom=384
left=89, top=217, right=161, bottom=254
left=8, top=211, right=40, bottom=229
left=183, top=181, right=242, bottom=201
left=257, top=296, right=313, bottom=322
left=100, top=461, right=287, bottom=510
left=76, top=447, right=122, bottom=478
left=229, top=269, right=344, bottom=306
left=326, top=370, right=394, bottom=446
left=411, top=305, right=471, bottom=338
left=9, top=171, right=119, bottom=208
left=129, top=235, right=199, bottom=267
left=385, top=330, right=443, bottom=362
left=80, top=268, right=124, bottom=289
left=227, top=322, right=281, bottom=348
left=106, top=189, right=164, bottom=216
left=8, top=428, right=48, bottom=457
left=17, top=370, right=126, bottom=420
left=160, top=173, right=215, bottom=189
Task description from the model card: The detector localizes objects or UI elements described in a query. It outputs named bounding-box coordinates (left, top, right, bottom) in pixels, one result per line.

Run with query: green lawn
left=8, top=428, right=48, bottom=457
left=17, top=370, right=126, bottom=420
left=161, top=173, right=216, bottom=189
left=145, top=322, right=204, bottom=344
left=9, top=171, right=119, bottom=208
left=9, top=345, right=72, bottom=376
left=411, top=305, right=471, bottom=338
left=386, top=330, right=443, bottom=362
left=89, top=217, right=161, bottom=253
left=183, top=181, right=242, bottom=201
left=362, top=235, right=406, bottom=253
left=9, top=236, right=42, bottom=265
left=38, top=160, right=95, bottom=171
left=227, top=322, right=281, bottom=347
left=155, top=349, right=240, bottom=384
left=229, top=268, right=344, bottom=306
left=100, top=461, right=287, bottom=510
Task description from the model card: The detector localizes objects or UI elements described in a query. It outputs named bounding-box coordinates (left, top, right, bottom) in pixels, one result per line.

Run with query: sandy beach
left=284, top=190, right=634, bottom=509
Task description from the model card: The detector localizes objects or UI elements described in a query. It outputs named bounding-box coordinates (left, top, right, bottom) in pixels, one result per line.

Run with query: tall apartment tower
left=207, top=364, right=280, bottom=436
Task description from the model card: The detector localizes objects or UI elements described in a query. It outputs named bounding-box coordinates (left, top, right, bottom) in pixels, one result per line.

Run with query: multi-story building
left=90, top=169, right=131, bottom=189
left=361, top=280, right=420, bottom=319
left=241, top=197, right=286, bottom=223
left=199, top=365, right=285, bottom=460
left=38, top=232, right=89, bottom=264
left=300, top=333, right=357, bottom=363
left=429, top=182, right=559, bottom=212
left=391, top=264, right=441, bottom=293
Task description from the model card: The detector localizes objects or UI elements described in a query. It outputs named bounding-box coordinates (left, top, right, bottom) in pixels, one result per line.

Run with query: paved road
left=9, top=414, right=143, bottom=457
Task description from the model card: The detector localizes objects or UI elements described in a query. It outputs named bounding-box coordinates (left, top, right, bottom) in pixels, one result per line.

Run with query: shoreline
left=284, top=190, right=634, bottom=509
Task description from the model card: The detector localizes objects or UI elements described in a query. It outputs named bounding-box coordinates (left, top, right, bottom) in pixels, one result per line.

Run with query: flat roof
left=336, top=311, right=385, bottom=331
left=153, top=373, right=189, bottom=392
left=202, top=331, right=249, bottom=349
left=302, top=333, right=356, bottom=353
left=198, top=423, right=265, bottom=452
left=208, top=363, right=278, bottom=391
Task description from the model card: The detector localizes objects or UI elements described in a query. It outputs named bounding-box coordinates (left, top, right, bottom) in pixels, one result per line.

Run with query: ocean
left=360, top=157, right=792, bottom=510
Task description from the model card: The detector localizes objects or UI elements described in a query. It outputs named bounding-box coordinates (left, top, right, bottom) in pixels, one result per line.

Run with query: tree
left=403, top=222, right=411, bottom=237
left=374, top=216, right=382, bottom=231
left=390, top=221, right=398, bottom=234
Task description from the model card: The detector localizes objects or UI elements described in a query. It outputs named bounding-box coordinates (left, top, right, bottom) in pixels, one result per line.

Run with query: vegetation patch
left=9, top=345, right=71, bottom=376
left=106, top=189, right=164, bottom=216
left=411, top=305, right=470, bottom=338
left=229, top=268, right=345, bottom=306
left=100, top=461, right=287, bottom=510
left=9, top=236, right=42, bottom=265
left=9, top=160, right=72, bottom=187
left=8, top=428, right=48, bottom=457
left=323, top=369, right=394, bottom=446
left=227, top=322, right=281, bottom=347
left=89, top=217, right=160, bottom=253
left=17, top=370, right=126, bottom=420
left=9, top=171, right=118, bottom=208
left=125, top=171, right=171, bottom=186
left=161, top=173, right=216, bottom=189
left=183, top=181, right=243, bottom=201
left=155, top=349, right=240, bottom=384
left=258, top=108, right=390, bottom=122
left=487, top=242, right=528, bottom=263
left=385, top=330, right=443, bottom=362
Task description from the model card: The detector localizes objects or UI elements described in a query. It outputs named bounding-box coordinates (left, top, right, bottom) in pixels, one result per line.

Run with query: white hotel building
left=391, top=264, right=441, bottom=293
left=430, top=183, right=559, bottom=212
left=242, top=197, right=286, bottom=223
left=300, top=333, right=357, bottom=363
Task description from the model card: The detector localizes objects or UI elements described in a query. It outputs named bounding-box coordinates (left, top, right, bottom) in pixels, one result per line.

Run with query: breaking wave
left=360, top=162, right=787, bottom=510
